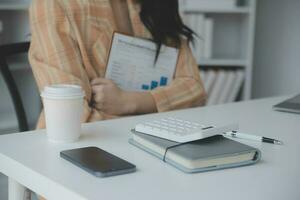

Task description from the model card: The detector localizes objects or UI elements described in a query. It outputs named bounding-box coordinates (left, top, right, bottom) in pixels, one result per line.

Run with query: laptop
left=273, top=94, right=300, bottom=114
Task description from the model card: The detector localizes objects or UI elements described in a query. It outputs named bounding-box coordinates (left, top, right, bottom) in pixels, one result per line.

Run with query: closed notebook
left=273, top=94, right=300, bottom=114
left=129, top=130, right=261, bottom=173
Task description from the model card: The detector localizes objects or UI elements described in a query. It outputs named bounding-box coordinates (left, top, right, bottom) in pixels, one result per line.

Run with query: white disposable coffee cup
left=41, top=84, right=85, bottom=143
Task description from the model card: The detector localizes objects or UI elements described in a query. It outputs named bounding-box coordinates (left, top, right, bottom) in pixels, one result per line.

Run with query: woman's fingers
left=92, top=84, right=104, bottom=94
left=91, top=84, right=105, bottom=110
left=92, top=91, right=105, bottom=109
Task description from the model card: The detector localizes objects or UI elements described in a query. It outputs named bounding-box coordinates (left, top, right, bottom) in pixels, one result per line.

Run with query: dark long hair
left=138, top=0, right=194, bottom=60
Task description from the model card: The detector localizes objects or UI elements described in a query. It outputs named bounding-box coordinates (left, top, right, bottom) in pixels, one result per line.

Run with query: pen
left=223, top=131, right=283, bottom=145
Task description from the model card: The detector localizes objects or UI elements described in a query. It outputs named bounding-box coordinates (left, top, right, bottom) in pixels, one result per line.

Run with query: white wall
left=253, top=0, right=300, bottom=98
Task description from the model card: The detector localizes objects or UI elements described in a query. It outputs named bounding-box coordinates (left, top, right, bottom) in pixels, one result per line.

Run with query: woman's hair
left=138, top=0, right=195, bottom=60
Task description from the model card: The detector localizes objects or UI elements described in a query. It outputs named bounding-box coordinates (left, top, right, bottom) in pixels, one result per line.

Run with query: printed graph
left=142, top=76, right=168, bottom=90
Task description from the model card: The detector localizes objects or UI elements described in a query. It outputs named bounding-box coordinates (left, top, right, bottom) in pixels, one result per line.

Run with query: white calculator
left=135, top=117, right=238, bottom=143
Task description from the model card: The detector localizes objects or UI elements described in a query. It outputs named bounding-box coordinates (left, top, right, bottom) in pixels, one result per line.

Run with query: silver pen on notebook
left=223, top=131, right=283, bottom=145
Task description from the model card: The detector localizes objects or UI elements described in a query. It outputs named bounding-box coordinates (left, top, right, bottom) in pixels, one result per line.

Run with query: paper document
left=105, top=33, right=179, bottom=91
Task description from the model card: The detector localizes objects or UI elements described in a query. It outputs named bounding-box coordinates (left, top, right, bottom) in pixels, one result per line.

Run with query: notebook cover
left=273, top=94, right=300, bottom=114
left=129, top=130, right=261, bottom=173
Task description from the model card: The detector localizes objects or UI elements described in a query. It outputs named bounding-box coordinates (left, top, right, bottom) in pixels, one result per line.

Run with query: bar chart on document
left=105, top=33, right=179, bottom=92
left=141, top=76, right=169, bottom=91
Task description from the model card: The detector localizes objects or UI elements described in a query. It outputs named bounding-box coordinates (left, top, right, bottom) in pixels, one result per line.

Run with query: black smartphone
left=60, top=147, right=136, bottom=177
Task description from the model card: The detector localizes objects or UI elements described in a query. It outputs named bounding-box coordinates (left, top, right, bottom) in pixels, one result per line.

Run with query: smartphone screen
left=60, top=147, right=136, bottom=177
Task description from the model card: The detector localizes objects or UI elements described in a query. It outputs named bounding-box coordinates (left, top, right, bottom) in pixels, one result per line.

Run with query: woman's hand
left=91, top=78, right=157, bottom=116
left=91, top=78, right=132, bottom=115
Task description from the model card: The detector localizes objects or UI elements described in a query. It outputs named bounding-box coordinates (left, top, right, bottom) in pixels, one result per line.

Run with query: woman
left=29, top=0, right=206, bottom=128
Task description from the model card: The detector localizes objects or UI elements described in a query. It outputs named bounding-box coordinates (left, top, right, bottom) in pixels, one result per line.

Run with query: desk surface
left=0, top=97, right=299, bottom=200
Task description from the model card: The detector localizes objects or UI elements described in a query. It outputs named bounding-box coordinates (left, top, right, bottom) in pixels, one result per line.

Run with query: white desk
left=0, top=97, right=299, bottom=200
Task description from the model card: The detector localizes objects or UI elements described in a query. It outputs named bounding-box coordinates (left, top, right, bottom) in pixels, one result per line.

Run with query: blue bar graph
left=151, top=81, right=158, bottom=90
left=142, top=84, right=150, bottom=90
left=142, top=76, right=169, bottom=91
left=160, top=76, right=168, bottom=86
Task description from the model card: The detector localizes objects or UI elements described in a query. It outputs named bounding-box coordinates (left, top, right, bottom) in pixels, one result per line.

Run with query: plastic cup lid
left=41, top=84, right=85, bottom=99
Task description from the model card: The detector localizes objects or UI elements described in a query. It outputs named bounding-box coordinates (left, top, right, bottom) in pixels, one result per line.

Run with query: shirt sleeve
left=150, top=40, right=207, bottom=112
left=28, top=0, right=108, bottom=129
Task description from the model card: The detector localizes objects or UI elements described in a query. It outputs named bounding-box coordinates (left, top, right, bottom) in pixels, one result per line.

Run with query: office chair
left=0, top=42, right=31, bottom=132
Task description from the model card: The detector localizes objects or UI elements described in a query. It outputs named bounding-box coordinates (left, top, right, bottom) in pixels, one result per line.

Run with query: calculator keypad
left=135, top=117, right=237, bottom=143
left=138, top=117, right=208, bottom=136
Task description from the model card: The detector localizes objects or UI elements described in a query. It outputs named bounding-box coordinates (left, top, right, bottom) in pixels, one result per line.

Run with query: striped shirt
left=29, top=0, right=207, bottom=129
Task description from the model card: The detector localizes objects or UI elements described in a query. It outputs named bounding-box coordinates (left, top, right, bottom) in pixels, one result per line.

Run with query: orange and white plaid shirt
left=29, top=0, right=206, bottom=129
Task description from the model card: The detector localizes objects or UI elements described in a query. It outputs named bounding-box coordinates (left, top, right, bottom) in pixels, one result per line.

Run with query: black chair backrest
left=0, top=42, right=31, bottom=132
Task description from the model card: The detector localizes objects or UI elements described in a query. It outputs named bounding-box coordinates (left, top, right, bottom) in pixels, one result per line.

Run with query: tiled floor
left=0, top=173, right=8, bottom=200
